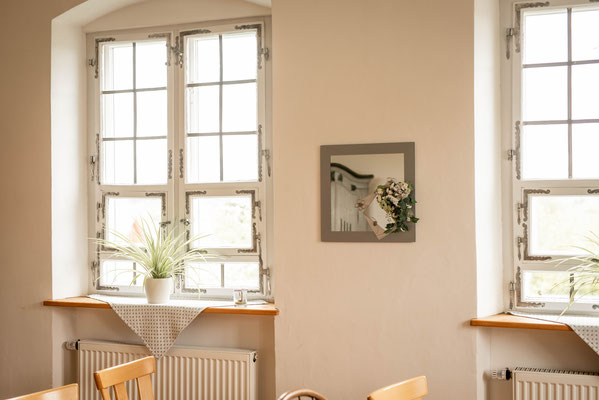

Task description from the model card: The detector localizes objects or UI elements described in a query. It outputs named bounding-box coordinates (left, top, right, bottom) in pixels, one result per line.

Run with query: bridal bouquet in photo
left=375, top=178, right=418, bottom=233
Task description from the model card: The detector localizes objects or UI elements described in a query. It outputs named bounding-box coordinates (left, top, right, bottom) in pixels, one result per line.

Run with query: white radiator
left=77, top=340, right=257, bottom=400
left=514, top=367, right=599, bottom=400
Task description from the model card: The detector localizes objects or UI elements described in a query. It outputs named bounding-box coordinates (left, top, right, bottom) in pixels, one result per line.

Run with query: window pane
left=530, top=195, right=599, bottom=256
left=185, top=262, right=222, bottom=288
left=187, top=36, right=220, bottom=84
left=522, top=271, right=570, bottom=301
left=522, top=66, right=567, bottom=121
left=136, top=139, right=167, bottom=185
left=137, top=90, right=167, bottom=137
left=105, top=196, right=162, bottom=245
left=223, top=135, right=258, bottom=182
left=103, top=140, right=134, bottom=185
left=523, top=11, right=568, bottom=64
left=224, top=262, right=259, bottom=289
left=572, top=9, right=599, bottom=61
left=222, top=32, right=257, bottom=81
left=102, top=93, right=134, bottom=138
left=135, top=41, right=167, bottom=89
left=186, top=86, right=220, bottom=134
left=187, top=136, right=220, bottom=183
left=222, top=83, right=257, bottom=132
left=100, top=260, right=137, bottom=287
left=190, top=196, right=252, bottom=248
left=572, top=64, right=599, bottom=120
left=573, top=123, right=599, bottom=179
left=521, top=124, right=568, bottom=180
left=102, top=42, right=133, bottom=91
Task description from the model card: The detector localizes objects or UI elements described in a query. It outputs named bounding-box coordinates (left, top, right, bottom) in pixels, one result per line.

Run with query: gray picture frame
left=320, top=142, right=416, bottom=242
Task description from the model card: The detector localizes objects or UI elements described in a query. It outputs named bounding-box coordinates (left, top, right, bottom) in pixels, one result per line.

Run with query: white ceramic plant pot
left=144, top=277, right=172, bottom=304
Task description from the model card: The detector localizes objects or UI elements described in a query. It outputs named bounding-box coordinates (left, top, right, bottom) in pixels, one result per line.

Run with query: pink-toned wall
left=271, top=0, right=480, bottom=398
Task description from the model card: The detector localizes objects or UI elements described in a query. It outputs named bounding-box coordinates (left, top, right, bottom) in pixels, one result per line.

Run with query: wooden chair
left=93, top=356, right=155, bottom=400
left=367, top=376, right=428, bottom=400
left=7, top=383, right=78, bottom=400
left=277, top=389, right=327, bottom=400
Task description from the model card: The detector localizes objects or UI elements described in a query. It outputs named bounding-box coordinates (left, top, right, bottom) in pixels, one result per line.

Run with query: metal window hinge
left=514, top=267, right=545, bottom=308
left=174, top=29, right=211, bottom=68
left=514, top=121, right=521, bottom=180
left=148, top=33, right=172, bottom=66
left=507, top=2, right=550, bottom=60
left=261, top=47, right=270, bottom=61
left=179, top=149, right=184, bottom=179
left=90, top=156, right=97, bottom=182
left=168, top=149, right=173, bottom=179
left=255, top=200, right=262, bottom=221
left=506, top=27, right=516, bottom=60
left=261, top=149, right=271, bottom=178
left=509, top=281, right=515, bottom=309
left=90, top=37, right=116, bottom=79
left=516, top=202, right=524, bottom=225
left=507, top=149, right=516, bottom=161
left=171, top=35, right=184, bottom=67
left=516, top=236, right=524, bottom=260
left=96, top=202, right=102, bottom=222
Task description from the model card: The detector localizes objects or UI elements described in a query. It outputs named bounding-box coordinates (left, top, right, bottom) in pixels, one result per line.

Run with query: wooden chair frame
left=7, top=383, right=78, bottom=400
left=277, top=388, right=327, bottom=400
left=94, top=356, right=155, bottom=400
left=367, top=376, right=428, bottom=400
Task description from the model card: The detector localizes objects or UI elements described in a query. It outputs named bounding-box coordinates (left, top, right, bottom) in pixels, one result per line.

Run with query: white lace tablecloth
left=512, top=312, right=599, bottom=355
left=89, top=295, right=233, bottom=358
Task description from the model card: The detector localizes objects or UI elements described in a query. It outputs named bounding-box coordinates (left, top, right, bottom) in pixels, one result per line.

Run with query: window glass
left=529, top=195, right=599, bottom=256
left=100, top=40, right=167, bottom=185
left=523, top=11, right=568, bottom=64
left=185, top=31, right=259, bottom=184
left=190, top=195, right=253, bottom=249
left=105, top=196, right=162, bottom=245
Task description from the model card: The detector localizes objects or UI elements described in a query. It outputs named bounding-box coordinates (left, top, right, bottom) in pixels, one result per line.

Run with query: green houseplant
left=97, top=218, right=210, bottom=304
left=553, top=233, right=599, bottom=314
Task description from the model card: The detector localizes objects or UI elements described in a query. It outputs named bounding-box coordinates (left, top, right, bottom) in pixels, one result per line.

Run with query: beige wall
left=272, top=0, right=479, bottom=398
left=0, top=1, right=84, bottom=397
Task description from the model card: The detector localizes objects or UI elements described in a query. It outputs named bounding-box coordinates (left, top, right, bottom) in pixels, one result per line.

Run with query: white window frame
left=87, top=18, right=273, bottom=300
left=503, top=0, right=599, bottom=313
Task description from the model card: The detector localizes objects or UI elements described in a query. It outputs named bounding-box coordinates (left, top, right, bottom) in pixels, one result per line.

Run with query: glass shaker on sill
left=233, top=289, right=247, bottom=305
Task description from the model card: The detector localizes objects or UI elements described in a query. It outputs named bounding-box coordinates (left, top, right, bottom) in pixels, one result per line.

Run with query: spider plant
left=552, top=233, right=599, bottom=314
left=96, top=217, right=212, bottom=287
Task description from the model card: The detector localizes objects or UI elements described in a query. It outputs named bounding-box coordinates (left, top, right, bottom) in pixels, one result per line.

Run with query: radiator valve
left=490, top=368, right=512, bottom=381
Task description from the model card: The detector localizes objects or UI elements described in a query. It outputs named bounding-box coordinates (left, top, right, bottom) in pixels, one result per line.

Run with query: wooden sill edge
left=43, top=296, right=279, bottom=316
left=471, top=313, right=571, bottom=331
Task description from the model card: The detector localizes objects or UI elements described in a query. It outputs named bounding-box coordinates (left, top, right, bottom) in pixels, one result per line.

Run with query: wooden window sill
left=43, top=296, right=279, bottom=316
left=470, top=313, right=571, bottom=331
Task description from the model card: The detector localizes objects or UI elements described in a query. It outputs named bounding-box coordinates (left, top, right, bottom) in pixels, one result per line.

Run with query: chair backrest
left=93, top=356, right=156, bottom=400
left=7, top=383, right=78, bottom=400
left=367, top=376, right=428, bottom=400
left=277, top=389, right=327, bottom=400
